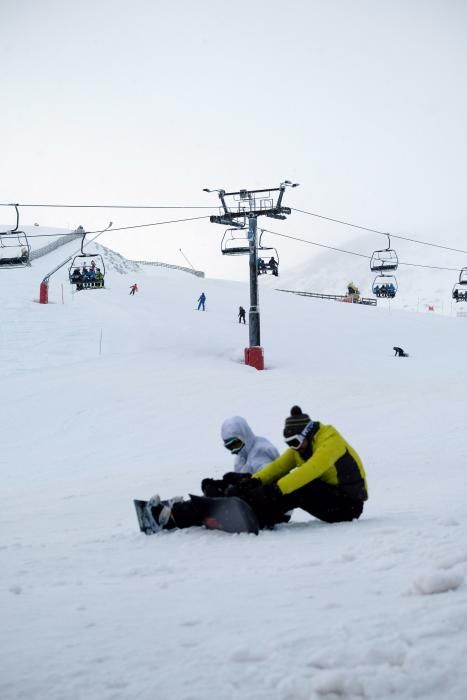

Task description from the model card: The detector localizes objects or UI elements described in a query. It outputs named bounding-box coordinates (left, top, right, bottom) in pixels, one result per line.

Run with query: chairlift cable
left=262, top=227, right=463, bottom=272
left=262, top=228, right=371, bottom=259
left=26, top=215, right=211, bottom=238
left=293, top=208, right=467, bottom=255
left=0, top=203, right=216, bottom=210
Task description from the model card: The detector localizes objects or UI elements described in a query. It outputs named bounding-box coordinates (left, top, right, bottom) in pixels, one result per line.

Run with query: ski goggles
left=223, top=437, right=245, bottom=454
left=284, top=434, right=304, bottom=450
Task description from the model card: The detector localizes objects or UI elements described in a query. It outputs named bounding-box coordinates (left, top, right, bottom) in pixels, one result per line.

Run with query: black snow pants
left=164, top=480, right=363, bottom=531
left=257, top=480, right=364, bottom=526
left=163, top=499, right=204, bottom=530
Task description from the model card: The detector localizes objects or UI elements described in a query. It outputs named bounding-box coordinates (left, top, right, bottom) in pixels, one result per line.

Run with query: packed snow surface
left=1, top=239, right=467, bottom=700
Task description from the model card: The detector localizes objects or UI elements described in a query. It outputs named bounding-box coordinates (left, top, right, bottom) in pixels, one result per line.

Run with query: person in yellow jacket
left=227, top=405, right=368, bottom=527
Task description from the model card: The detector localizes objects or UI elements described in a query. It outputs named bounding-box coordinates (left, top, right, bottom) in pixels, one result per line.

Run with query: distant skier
left=129, top=283, right=138, bottom=296
left=197, top=292, right=206, bottom=311
left=238, top=306, right=246, bottom=324
left=393, top=346, right=409, bottom=357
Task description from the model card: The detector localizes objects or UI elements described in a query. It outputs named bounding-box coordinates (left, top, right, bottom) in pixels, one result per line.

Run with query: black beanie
left=283, top=405, right=312, bottom=438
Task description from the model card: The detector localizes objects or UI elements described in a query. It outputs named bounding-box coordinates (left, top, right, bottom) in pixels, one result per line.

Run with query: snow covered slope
left=1, top=242, right=467, bottom=700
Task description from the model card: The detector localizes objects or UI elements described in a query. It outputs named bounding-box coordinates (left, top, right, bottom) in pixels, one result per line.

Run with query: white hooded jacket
left=221, top=416, right=280, bottom=474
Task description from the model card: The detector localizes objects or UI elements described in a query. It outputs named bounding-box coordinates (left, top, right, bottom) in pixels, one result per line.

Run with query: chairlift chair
left=221, top=227, right=250, bottom=255
left=370, top=249, right=399, bottom=272
left=69, top=231, right=105, bottom=290
left=452, top=283, right=467, bottom=303
left=257, top=230, right=279, bottom=276
left=256, top=249, right=279, bottom=276
left=458, top=267, right=467, bottom=285
left=369, top=235, right=398, bottom=272
left=0, top=204, right=31, bottom=268
left=372, top=274, right=398, bottom=298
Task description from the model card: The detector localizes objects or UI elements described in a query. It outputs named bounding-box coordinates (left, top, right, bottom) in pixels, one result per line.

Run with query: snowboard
left=189, top=494, right=259, bottom=535
left=134, top=495, right=259, bottom=536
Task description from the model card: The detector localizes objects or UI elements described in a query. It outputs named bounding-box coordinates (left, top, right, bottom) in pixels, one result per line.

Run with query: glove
left=222, top=471, right=249, bottom=486
left=225, top=476, right=261, bottom=498
left=201, top=478, right=225, bottom=498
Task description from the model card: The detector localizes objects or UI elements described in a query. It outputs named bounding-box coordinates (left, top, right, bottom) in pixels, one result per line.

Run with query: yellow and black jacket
left=254, top=423, right=368, bottom=501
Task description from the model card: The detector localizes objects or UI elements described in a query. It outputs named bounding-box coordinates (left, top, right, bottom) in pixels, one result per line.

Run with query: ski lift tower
left=204, top=181, right=298, bottom=369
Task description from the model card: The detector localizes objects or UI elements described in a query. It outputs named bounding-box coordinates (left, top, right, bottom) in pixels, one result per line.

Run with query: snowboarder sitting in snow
left=393, top=346, right=409, bottom=357
left=224, top=406, right=368, bottom=529
left=238, top=306, right=246, bottom=324
left=145, top=417, right=280, bottom=532
left=200, top=416, right=280, bottom=499
left=146, top=408, right=367, bottom=533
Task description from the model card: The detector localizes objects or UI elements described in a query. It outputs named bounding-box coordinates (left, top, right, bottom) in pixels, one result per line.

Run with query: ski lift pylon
left=0, top=204, right=30, bottom=268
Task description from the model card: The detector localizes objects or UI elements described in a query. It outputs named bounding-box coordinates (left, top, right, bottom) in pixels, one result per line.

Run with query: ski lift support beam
left=204, top=181, right=298, bottom=368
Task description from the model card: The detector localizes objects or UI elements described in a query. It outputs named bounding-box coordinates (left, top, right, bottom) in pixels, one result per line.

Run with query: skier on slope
left=143, top=417, right=280, bottom=532
left=130, top=283, right=138, bottom=296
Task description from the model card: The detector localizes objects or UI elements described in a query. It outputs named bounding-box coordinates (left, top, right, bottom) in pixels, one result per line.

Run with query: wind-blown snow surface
left=1, top=242, right=467, bottom=700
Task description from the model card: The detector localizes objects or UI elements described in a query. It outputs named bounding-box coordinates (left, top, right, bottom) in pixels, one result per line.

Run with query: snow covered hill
left=1, top=239, right=467, bottom=700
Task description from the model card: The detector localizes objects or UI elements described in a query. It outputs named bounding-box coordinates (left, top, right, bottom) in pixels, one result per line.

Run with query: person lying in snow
left=145, top=407, right=367, bottom=532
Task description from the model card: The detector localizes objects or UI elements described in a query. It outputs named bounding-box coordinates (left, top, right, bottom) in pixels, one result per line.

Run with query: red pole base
left=39, top=281, right=49, bottom=304
left=244, top=346, right=264, bottom=370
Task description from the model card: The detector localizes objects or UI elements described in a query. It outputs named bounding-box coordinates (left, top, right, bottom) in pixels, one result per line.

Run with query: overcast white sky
left=1, top=0, right=466, bottom=279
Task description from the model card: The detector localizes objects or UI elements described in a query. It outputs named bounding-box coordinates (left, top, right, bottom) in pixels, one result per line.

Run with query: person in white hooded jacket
left=142, top=417, right=280, bottom=533
left=199, top=416, right=280, bottom=497
left=222, top=416, right=279, bottom=474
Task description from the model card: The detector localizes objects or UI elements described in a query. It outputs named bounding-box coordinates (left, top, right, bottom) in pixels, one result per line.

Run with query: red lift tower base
left=244, top=346, right=264, bottom=371
left=39, top=281, right=49, bottom=304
